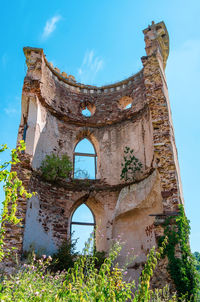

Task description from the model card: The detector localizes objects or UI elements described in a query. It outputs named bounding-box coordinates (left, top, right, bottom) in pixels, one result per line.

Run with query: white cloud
left=4, top=96, right=20, bottom=116
left=77, top=50, right=104, bottom=84
left=42, top=15, right=61, bottom=39
left=1, top=53, right=8, bottom=68
left=4, top=107, right=17, bottom=115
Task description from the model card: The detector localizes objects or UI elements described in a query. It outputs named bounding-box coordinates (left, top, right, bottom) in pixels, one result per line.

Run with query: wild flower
left=0, top=238, right=180, bottom=301
left=48, top=256, right=52, bottom=261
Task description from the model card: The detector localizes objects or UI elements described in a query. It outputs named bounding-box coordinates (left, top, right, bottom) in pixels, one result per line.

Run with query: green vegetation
left=193, top=251, right=200, bottom=272
left=159, top=205, right=200, bottom=301
left=0, top=143, right=199, bottom=301
left=49, top=238, right=78, bottom=272
left=120, top=146, right=143, bottom=181
left=48, top=237, right=106, bottom=273
left=0, top=141, right=33, bottom=261
left=0, top=238, right=179, bottom=302
left=40, top=153, right=72, bottom=182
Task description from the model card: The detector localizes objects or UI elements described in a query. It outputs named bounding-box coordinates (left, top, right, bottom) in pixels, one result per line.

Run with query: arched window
left=70, top=204, right=95, bottom=254
left=73, top=138, right=97, bottom=179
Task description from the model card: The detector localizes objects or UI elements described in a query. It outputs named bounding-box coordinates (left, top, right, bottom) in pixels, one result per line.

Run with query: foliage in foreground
left=0, top=238, right=179, bottom=302
left=49, top=238, right=78, bottom=272
left=48, top=237, right=106, bottom=273
left=0, top=143, right=199, bottom=301
left=0, top=141, right=33, bottom=261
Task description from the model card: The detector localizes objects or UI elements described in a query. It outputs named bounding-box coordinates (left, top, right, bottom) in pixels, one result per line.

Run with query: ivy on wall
left=159, top=205, right=200, bottom=301
left=0, top=141, right=34, bottom=261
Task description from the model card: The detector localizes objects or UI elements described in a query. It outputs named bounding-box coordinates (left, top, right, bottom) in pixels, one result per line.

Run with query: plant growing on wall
left=193, top=251, right=200, bottom=272
left=40, top=154, right=72, bottom=182
left=120, top=146, right=143, bottom=181
left=0, top=141, right=33, bottom=261
left=159, top=204, right=200, bottom=301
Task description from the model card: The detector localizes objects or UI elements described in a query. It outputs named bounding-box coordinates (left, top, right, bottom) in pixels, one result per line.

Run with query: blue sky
left=0, top=0, right=200, bottom=252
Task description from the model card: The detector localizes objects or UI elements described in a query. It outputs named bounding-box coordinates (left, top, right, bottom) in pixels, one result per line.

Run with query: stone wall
left=3, top=21, right=183, bottom=288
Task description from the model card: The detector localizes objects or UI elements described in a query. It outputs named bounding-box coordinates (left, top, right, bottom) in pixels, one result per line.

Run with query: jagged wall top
left=23, top=21, right=169, bottom=92
left=143, top=21, right=169, bottom=68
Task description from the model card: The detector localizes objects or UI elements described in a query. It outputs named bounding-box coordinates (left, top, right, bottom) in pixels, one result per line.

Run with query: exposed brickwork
left=3, top=21, right=183, bottom=289
left=142, top=52, right=182, bottom=212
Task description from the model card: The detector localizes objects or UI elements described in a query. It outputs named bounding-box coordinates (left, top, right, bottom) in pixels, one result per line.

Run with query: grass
left=0, top=239, right=180, bottom=302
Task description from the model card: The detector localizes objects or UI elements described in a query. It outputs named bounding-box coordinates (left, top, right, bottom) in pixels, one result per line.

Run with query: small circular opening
left=125, top=103, right=132, bottom=110
left=81, top=102, right=96, bottom=117
left=82, top=107, right=92, bottom=117
left=118, top=96, right=133, bottom=110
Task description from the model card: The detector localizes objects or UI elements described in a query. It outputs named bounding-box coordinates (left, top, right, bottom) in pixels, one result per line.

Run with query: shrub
left=94, top=250, right=106, bottom=270
left=49, top=238, right=77, bottom=272
left=40, top=153, right=72, bottom=182
left=49, top=235, right=106, bottom=273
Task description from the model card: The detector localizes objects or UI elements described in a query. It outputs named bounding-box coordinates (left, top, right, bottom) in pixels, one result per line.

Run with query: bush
left=40, top=153, right=72, bottom=182
left=94, top=250, right=106, bottom=270
left=49, top=236, right=106, bottom=273
left=49, top=238, right=77, bottom=272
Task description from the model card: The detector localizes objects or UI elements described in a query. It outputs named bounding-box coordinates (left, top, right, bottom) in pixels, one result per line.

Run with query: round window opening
left=118, top=96, right=133, bottom=110
left=125, top=103, right=132, bottom=109
left=81, top=102, right=96, bottom=117
left=82, top=107, right=91, bottom=117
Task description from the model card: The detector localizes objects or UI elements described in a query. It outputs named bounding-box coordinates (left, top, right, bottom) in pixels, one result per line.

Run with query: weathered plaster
left=23, top=195, right=57, bottom=255
left=3, top=21, right=183, bottom=290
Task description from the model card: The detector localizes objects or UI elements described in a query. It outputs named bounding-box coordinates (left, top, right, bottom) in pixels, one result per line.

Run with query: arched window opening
left=71, top=204, right=95, bottom=254
left=73, top=138, right=97, bottom=179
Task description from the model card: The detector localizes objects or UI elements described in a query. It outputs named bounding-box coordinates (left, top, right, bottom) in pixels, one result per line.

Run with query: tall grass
left=0, top=237, right=180, bottom=302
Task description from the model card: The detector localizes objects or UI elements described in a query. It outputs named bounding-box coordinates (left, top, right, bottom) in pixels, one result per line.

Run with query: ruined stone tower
left=5, top=21, right=183, bottom=285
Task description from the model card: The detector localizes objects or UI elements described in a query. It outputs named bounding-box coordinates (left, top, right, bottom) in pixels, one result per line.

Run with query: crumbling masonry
left=4, top=21, right=184, bottom=287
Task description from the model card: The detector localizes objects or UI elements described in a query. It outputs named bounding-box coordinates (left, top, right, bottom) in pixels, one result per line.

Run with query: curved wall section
left=21, top=46, right=154, bottom=185
left=23, top=46, right=146, bottom=126
left=3, top=21, right=184, bottom=290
